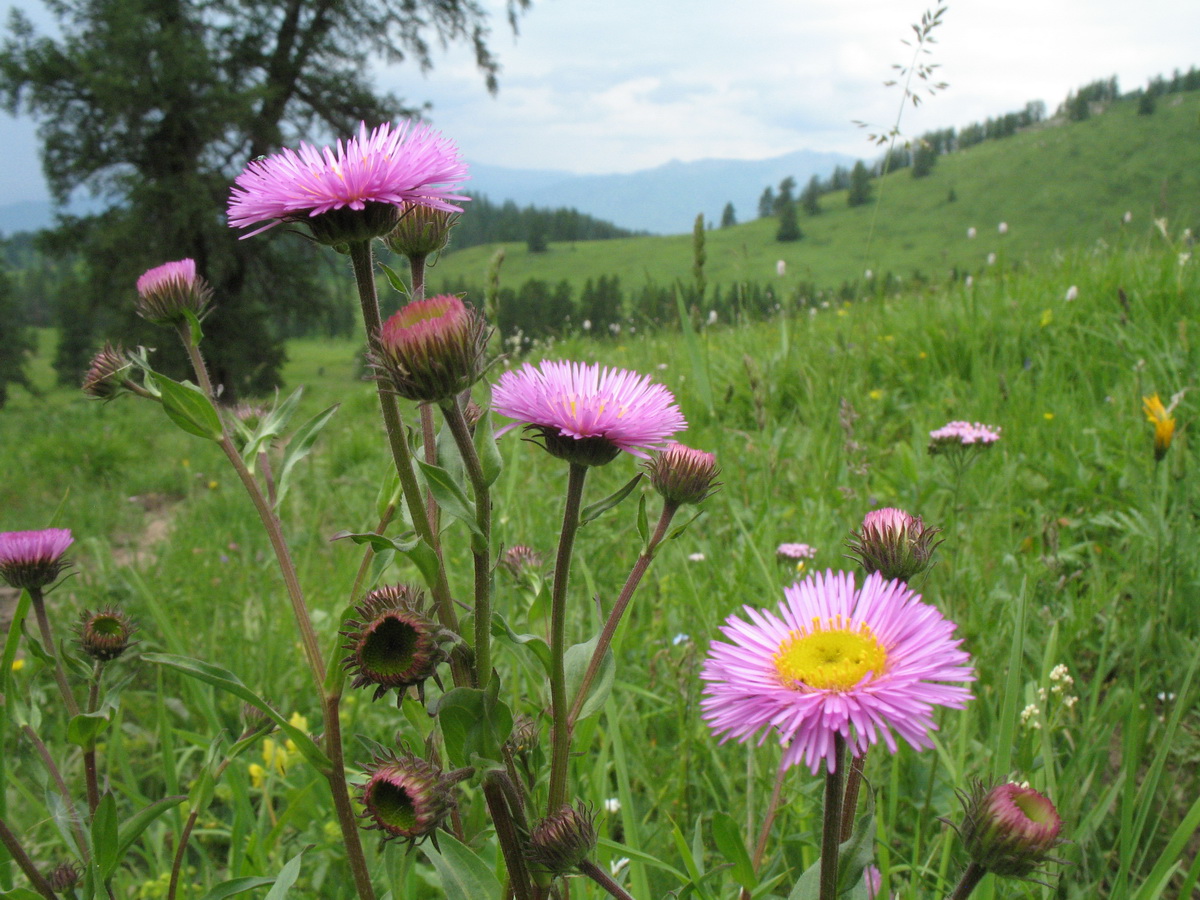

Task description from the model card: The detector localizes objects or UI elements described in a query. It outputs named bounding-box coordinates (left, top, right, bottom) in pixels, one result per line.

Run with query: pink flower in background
left=701, top=570, right=974, bottom=773
left=492, top=361, right=685, bottom=465
left=776, top=543, right=817, bottom=561
left=227, top=121, right=468, bottom=237
left=0, top=528, right=74, bottom=590
left=929, top=421, right=1001, bottom=448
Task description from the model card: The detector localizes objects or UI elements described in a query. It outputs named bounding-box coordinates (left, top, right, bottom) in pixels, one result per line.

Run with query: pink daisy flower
left=701, top=570, right=974, bottom=774
left=492, top=361, right=686, bottom=466
left=227, top=121, right=468, bottom=239
left=776, top=542, right=817, bottom=561
left=928, top=421, right=1001, bottom=447
left=135, top=259, right=212, bottom=325
left=0, top=528, right=74, bottom=590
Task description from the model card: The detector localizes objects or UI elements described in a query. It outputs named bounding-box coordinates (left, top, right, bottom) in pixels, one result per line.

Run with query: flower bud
left=375, top=295, right=489, bottom=403
left=1143, top=393, right=1176, bottom=461
left=135, top=259, right=213, bottom=326
left=645, top=443, right=720, bottom=506
left=341, top=584, right=450, bottom=702
left=526, top=802, right=597, bottom=876
left=240, top=701, right=278, bottom=739
left=81, top=343, right=132, bottom=400
left=384, top=202, right=460, bottom=261
left=959, top=781, right=1063, bottom=878
left=358, top=749, right=467, bottom=845
left=0, top=528, right=73, bottom=591
left=846, top=507, right=941, bottom=582
left=505, top=714, right=539, bottom=756
left=77, top=606, right=138, bottom=662
left=500, top=545, right=544, bottom=582
left=46, top=861, right=81, bottom=892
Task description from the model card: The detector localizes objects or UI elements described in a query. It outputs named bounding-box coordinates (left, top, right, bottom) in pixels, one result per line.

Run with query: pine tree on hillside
left=847, top=161, right=873, bottom=207
left=911, top=141, right=937, bottom=178
left=720, top=202, right=737, bottom=228
left=757, top=187, right=776, bottom=219
left=775, top=180, right=801, bottom=242
left=800, top=175, right=822, bottom=216
left=0, top=263, right=35, bottom=407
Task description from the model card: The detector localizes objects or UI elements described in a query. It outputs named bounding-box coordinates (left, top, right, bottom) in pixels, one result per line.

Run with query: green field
left=2, top=218, right=1197, bottom=899
left=426, top=94, right=1200, bottom=299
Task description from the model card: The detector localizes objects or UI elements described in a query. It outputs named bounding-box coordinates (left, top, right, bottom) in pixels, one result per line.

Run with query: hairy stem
left=28, top=587, right=79, bottom=719
left=840, top=750, right=868, bottom=843
left=578, top=860, right=636, bottom=900
left=0, top=816, right=57, bottom=899
left=547, top=463, right=589, bottom=813
left=567, top=500, right=677, bottom=730
left=21, top=725, right=88, bottom=860
left=947, top=861, right=987, bottom=900
left=820, top=736, right=847, bottom=900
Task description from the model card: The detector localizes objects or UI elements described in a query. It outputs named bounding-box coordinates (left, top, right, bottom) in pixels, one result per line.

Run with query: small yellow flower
left=1039, top=309, right=1053, bottom=328
left=207, top=480, right=219, bottom=490
left=262, top=738, right=290, bottom=775
left=918, top=351, right=928, bottom=359
left=1043, top=412, right=1054, bottom=420
left=1143, top=393, right=1177, bottom=461
left=11, top=658, right=25, bottom=672
left=181, top=458, right=190, bottom=468
left=868, top=389, right=884, bottom=400
left=836, top=308, right=848, bottom=317
left=248, top=763, right=266, bottom=789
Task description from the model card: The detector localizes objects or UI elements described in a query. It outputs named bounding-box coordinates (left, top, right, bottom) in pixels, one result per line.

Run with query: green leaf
left=378, top=261, right=411, bottom=298
left=241, top=387, right=304, bottom=464
left=0, top=888, right=47, bottom=899
left=416, top=460, right=483, bottom=537
left=276, top=403, right=340, bottom=506
left=141, top=653, right=331, bottom=772
left=564, top=634, right=615, bottom=723
left=92, top=792, right=120, bottom=880
left=432, top=682, right=513, bottom=768
left=196, top=877, right=279, bottom=900
left=154, top=374, right=223, bottom=441
left=711, top=811, right=757, bottom=891
left=375, top=467, right=402, bottom=520
left=580, top=473, right=644, bottom=527
left=490, top=612, right=552, bottom=676
left=472, top=408, right=504, bottom=487
left=67, top=709, right=112, bottom=748
left=422, top=831, right=503, bottom=900
left=636, top=493, right=649, bottom=547
left=331, top=530, right=418, bottom=554
left=263, top=847, right=306, bottom=900
left=182, top=307, right=205, bottom=348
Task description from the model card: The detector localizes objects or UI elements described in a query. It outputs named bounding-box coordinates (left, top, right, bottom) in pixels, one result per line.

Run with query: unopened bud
left=135, top=259, right=212, bottom=326
left=645, top=443, right=720, bottom=506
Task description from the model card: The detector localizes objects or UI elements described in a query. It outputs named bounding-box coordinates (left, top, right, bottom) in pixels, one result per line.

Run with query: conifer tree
left=720, top=202, right=737, bottom=228
left=757, top=187, right=776, bottom=219
left=774, top=180, right=801, bottom=242
left=847, top=161, right=873, bottom=207
left=800, top=175, right=822, bottom=216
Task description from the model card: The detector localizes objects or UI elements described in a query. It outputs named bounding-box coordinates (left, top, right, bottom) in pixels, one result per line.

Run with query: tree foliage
left=847, top=161, right=872, bottom=207
left=0, top=261, right=35, bottom=407
left=0, top=0, right=527, bottom=396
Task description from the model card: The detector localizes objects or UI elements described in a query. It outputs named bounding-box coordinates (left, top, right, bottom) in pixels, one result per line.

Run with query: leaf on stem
left=580, top=473, right=644, bottom=527
left=416, top=460, right=484, bottom=537
left=564, top=633, right=615, bottom=723
left=152, top=374, right=223, bottom=441
left=276, top=403, right=340, bottom=506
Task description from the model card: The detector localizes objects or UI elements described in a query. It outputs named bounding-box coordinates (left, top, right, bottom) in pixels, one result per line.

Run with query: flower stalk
left=0, top=817, right=57, bottom=900
left=820, top=735, right=847, bottom=900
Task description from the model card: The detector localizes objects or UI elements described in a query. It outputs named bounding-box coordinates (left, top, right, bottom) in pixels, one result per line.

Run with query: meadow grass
left=1, top=229, right=1197, bottom=899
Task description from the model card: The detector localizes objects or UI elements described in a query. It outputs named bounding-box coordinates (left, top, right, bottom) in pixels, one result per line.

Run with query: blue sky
left=2, top=0, right=1199, bottom=204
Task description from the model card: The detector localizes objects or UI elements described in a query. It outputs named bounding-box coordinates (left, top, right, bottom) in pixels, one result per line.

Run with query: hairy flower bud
left=77, top=606, right=138, bottom=662
left=135, top=259, right=213, bottom=326
left=358, top=749, right=469, bottom=846
left=384, top=202, right=460, bottom=260
left=341, top=584, right=451, bottom=702
left=81, top=343, right=132, bottom=400
left=0, top=528, right=73, bottom=591
left=527, top=803, right=597, bottom=876
left=958, top=781, right=1064, bottom=878
left=46, top=861, right=81, bottom=892
left=645, top=443, right=720, bottom=506
left=846, top=507, right=941, bottom=582
left=375, top=295, right=489, bottom=403
left=500, top=545, right=544, bottom=582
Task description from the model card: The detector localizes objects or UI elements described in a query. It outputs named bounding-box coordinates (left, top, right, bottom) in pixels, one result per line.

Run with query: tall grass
left=1, top=228, right=1196, bottom=898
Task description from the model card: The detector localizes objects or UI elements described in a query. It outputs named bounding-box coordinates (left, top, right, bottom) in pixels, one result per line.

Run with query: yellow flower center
left=774, top=616, right=888, bottom=691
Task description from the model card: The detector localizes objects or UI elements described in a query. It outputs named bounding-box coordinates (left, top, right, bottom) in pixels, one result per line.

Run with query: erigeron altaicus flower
left=81, top=343, right=132, bottom=399
left=359, top=749, right=469, bottom=846
left=846, top=507, right=941, bottom=582
left=645, top=444, right=720, bottom=506
left=492, top=360, right=686, bottom=467
left=701, top=570, right=974, bottom=773
left=928, top=421, right=1001, bottom=454
left=957, top=781, right=1064, bottom=878
left=228, top=121, right=468, bottom=243
left=136, top=259, right=213, bottom=326
left=375, top=295, right=488, bottom=403
left=0, top=529, right=74, bottom=590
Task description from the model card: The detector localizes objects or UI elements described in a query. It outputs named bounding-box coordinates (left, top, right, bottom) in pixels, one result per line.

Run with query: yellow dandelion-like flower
left=248, top=763, right=266, bottom=789
left=1143, top=393, right=1177, bottom=461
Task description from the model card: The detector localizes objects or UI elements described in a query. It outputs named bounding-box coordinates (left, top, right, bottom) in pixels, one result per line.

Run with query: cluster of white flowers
left=1020, top=703, right=1041, bottom=729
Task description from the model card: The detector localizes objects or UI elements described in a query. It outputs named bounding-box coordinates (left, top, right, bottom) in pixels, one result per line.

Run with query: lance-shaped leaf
left=276, top=403, right=340, bottom=506
left=580, top=473, right=643, bottom=527
left=153, top=374, right=223, bottom=441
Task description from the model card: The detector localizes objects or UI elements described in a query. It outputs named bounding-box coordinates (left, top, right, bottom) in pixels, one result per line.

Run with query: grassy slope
left=427, top=94, right=1200, bottom=295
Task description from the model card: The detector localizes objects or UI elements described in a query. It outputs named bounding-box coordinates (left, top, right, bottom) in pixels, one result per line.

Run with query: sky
left=1, top=0, right=1199, bottom=204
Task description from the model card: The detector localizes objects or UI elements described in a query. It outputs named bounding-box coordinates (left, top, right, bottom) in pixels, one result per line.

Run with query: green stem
left=819, top=736, right=847, bottom=900
left=441, top=400, right=493, bottom=684
left=83, top=660, right=104, bottom=814
left=483, top=773, right=532, bottom=900
left=567, top=501, right=677, bottom=730
left=175, top=325, right=374, bottom=900
left=947, top=861, right=987, bottom=900
left=546, top=463, right=589, bottom=813
left=346, top=240, right=469, bottom=686
left=21, top=724, right=89, bottom=861
left=27, top=587, right=79, bottom=719
left=0, top=816, right=56, bottom=900
left=840, top=749, right=868, bottom=843
left=579, top=860, right=636, bottom=900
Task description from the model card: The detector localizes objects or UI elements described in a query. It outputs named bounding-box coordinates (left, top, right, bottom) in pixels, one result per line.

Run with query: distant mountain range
left=0, top=148, right=858, bottom=238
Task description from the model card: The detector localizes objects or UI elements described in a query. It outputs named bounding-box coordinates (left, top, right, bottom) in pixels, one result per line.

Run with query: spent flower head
left=77, top=606, right=138, bottom=662
left=81, top=343, right=132, bottom=399
left=846, top=507, right=941, bottom=582
left=957, top=780, right=1064, bottom=879
left=0, top=528, right=74, bottom=591
left=341, top=584, right=451, bottom=702
left=645, top=443, right=720, bottom=506
left=526, top=802, right=597, bottom=876
left=358, top=748, right=469, bottom=846
left=492, top=360, right=686, bottom=467
left=701, top=570, right=974, bottom=773
left=227, top=121, right=468, bottom=243
left=376, top=295, right=489, bottom=403
left=135, top=259, right=212, bottom=326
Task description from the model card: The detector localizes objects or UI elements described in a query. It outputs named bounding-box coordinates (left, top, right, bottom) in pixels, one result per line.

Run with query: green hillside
left=428, top=93, right=1200, bottom=295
